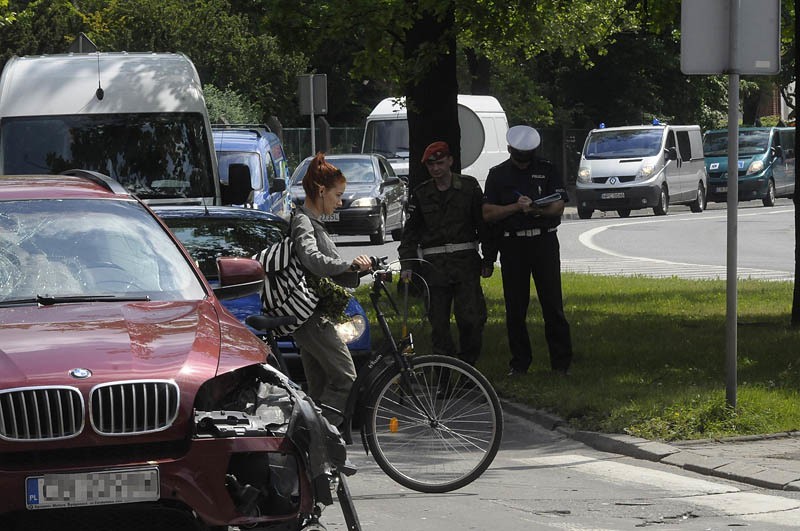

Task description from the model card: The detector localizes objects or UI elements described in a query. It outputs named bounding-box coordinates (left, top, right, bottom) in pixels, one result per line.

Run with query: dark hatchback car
left=289, top=154, right=407, bottom=244
left=0, top=173, right=347, bottom=531
left=152, top=206, right=371, bottom=382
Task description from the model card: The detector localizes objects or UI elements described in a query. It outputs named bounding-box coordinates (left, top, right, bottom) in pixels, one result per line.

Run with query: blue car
left=153, top=205, right=371, bottom=382
left=213, top=125, right=293, bottom=219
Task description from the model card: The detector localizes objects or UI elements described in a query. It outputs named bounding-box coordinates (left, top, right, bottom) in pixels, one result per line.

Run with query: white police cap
left=506, top=125, right=541, bottom=151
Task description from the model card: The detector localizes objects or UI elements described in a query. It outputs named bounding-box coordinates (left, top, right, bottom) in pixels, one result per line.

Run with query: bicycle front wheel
left=364, top=355, right=503, bottom=493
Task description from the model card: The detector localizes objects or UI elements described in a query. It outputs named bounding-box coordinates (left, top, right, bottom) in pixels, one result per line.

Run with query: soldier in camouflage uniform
left=398, top=141, right=493, bottom=365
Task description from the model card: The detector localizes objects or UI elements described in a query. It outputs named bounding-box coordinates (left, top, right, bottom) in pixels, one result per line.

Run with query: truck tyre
left=577, top=207, right=593, bottom=220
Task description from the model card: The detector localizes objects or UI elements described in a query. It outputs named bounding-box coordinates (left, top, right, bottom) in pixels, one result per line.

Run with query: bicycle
left=248, top=256, right=503, bottom=494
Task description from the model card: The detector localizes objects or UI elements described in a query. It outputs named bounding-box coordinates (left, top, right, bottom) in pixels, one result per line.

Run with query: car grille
left=0, top=387, right=84, bottom=441
left=592, top=175, right=637, bottom=184
left=91, top=381, right=179, bottom=435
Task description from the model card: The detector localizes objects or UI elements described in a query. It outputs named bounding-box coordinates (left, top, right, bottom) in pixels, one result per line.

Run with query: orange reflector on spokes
left=389, top=417, right=399, bottom=433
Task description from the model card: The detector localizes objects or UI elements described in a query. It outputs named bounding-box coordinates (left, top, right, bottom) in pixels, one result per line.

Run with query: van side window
left=676, top=131, right=693, bottom=160
left=264, top=153, right=277, bottom=186
left=780, top=130, right=795, bottom=160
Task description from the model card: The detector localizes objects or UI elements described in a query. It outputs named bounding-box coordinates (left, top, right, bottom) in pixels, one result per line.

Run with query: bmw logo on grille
left=69, top=368, right=92, bottom=379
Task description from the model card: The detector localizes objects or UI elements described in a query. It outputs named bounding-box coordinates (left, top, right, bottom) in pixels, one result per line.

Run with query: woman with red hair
left=291, top=152, right=371, bottom=426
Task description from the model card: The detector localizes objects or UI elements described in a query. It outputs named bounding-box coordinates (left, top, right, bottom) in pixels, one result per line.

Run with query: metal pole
left=725, top=0, right=740, bottom=408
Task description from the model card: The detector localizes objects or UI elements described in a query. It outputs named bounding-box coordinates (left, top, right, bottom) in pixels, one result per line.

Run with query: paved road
left=335, top=198, right=795, bottom=282
left=320, top=407, right=800, bottom=530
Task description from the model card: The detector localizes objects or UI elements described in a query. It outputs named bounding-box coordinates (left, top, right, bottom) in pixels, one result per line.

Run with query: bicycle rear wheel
left=364, top=355, right=503, bottom=493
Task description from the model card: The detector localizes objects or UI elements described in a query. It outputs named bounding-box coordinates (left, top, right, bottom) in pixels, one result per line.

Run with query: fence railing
left=282, top=127, right=364, bottom=170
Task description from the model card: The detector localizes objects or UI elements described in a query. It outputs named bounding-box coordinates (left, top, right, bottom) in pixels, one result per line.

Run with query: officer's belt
left=503, top=227, right=557, bottom=237
left=421, top=241, right=478, bottom=256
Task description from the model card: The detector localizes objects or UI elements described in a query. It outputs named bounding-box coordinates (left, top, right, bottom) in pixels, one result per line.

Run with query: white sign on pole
left=681, top=0, right=781, bottom=75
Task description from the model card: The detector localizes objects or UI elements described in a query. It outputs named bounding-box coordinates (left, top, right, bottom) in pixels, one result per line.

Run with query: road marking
left=517, top=454, right=800, bottom=525
left=565, top=208, right=794, bottom=281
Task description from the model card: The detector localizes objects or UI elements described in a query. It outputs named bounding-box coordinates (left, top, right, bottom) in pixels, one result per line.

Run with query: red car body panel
left=0, top=175, right=335, bottom=528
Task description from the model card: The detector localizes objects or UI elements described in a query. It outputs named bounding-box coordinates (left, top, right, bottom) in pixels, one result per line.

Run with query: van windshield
left=363, top=120, right=409, bottom=159
left=584, top=129, right=664, bottom=159
left=1, top=113, right=215, bottom=201
left=703, top=130, right=770, bottom=157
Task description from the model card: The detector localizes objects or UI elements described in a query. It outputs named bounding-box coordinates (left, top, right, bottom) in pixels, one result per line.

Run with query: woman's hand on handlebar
left=351, top=255, right=372, bottom=272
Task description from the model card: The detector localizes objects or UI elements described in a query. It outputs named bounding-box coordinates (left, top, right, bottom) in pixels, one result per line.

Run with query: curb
left=501, top=399, right=800, bottom=492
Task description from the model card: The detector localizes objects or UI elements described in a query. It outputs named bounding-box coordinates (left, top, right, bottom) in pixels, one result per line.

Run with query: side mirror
left=772, top=146, right=783, bottom=159
left=383, top=176, right=401, bottom=186
left=665, top=147, right=678, bottom=161
left=214, top=257, right=264, bottom=300
left=270, top=179, right=287, bottom=193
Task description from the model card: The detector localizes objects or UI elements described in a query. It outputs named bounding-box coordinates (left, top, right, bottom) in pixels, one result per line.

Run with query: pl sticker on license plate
left=26, top=467, right=159, bottom=510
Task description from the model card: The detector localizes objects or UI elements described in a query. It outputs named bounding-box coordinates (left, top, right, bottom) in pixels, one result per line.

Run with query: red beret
left=421, top=141, right=450, bottom=163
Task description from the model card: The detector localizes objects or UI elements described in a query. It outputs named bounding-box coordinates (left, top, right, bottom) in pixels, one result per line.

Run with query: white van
left=575, top=124, right=708, bottom=218
left=0, top=52, right=220, bottom=205
left=361, top=95, right=508, bottom=188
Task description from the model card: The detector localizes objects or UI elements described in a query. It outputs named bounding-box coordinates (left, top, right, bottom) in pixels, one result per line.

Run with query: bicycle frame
left=340, top=267, right=431, bottom=449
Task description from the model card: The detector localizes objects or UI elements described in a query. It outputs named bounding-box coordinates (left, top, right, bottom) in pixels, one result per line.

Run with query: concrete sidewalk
left=503, top=400, right=800, bottom=492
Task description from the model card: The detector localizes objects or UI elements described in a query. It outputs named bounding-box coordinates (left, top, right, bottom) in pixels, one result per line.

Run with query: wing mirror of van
left=665, top=147, right=678, bottom=161
left=270, top=178, right=287, bottom=193
left=383, top=176, right=401, bottom=186
left=771, top=146, right=783, bottom=159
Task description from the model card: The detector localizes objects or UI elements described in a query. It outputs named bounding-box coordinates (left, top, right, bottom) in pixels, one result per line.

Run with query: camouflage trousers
left=427, top=276, right=487, bottom=365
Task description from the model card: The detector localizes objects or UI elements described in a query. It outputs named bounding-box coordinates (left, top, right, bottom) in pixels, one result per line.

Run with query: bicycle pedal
left=340, top=459, right=358, bottom=476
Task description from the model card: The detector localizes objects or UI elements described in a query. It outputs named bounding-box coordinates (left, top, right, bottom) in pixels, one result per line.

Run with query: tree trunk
left=403, top=1, right=459, bottom=192
left=464, top=47, right=492, bottom=95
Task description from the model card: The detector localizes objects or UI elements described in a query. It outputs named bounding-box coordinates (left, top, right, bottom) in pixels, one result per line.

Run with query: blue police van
left=213, top=124, right=293, bottom=219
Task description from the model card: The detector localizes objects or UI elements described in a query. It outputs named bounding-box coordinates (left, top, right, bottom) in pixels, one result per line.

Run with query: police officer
left=482, top=126, right=573, bottom=376
left=399, top=141, right=492, bottom=365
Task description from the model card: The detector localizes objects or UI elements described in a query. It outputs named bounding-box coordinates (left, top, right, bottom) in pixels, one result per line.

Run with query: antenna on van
left=95, top=53, right=104, bottom=101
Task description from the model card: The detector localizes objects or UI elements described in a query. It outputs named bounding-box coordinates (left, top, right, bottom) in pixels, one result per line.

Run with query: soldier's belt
left=503, top=228, right=557, bottom=237
left=421, top=241, right=478, bottom=256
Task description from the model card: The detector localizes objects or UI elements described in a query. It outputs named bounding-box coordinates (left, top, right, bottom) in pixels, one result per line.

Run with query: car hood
left=0, top=301, right=223, bottom=386
left=705, top=155, right=763, bottom=174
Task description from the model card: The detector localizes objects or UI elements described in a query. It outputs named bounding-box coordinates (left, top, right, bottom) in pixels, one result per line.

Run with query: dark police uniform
left=483, top=157, right=573, bottom=373
left=398, top=173, right=488, bottom=365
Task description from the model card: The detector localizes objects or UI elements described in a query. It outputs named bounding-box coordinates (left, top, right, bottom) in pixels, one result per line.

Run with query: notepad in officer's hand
left=533, top=193, right=562, bottom=206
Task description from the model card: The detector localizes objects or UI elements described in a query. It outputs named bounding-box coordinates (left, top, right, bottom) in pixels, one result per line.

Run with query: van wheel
left=370, top=211, right=386, bottom=245
left=653, top=186, right=669, bottom=216
left=616, top=209, right=631, bottom=218
left=762, top=179, right=776, bottom=207
left=689, top=183, right=706, bottom=213
left=577, top=207, right=593, bottom=220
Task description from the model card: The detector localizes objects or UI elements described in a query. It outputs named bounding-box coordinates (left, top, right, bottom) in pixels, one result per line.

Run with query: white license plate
left=26, top=467, right=159, bottom=510
left=601, top=192, right=625, bottom=199
left=320, top=212, right=339, bottom=222
left=716, top=186, right=727, bottom=193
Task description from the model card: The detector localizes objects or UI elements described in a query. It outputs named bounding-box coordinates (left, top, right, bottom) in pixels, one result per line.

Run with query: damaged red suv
left=0, top=172, right=351, bottom=531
